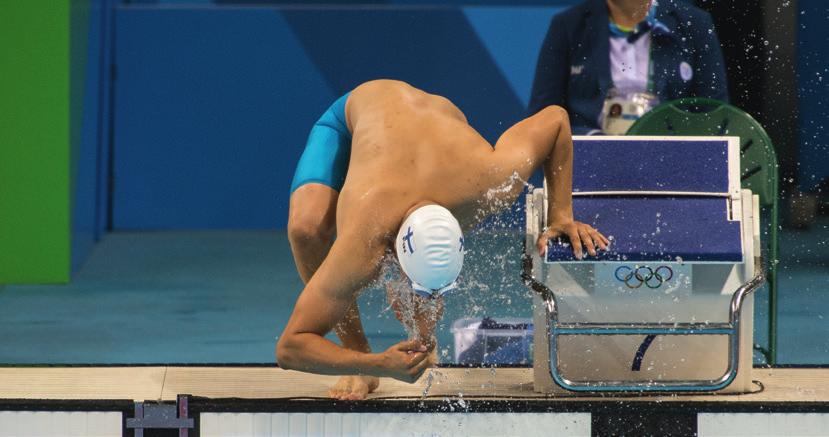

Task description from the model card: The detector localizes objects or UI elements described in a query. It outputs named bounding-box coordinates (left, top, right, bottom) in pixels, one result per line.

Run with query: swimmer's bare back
left=336, top=80, right=503, bottom=238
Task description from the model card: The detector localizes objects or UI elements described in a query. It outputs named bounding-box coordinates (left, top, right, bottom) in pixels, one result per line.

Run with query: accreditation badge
left=599, top=88, right=660, bottom=135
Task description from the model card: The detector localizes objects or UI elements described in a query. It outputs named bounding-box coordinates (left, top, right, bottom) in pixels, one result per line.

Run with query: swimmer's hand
left=537, top=220, right=609, bottom=259
left=377, top=339, right=431, bottom=383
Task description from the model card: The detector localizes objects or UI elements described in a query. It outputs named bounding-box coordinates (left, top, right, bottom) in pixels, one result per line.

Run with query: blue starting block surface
left=546, top=196, right=742, bottom=263
left=572, top=138, right=731, bottom=194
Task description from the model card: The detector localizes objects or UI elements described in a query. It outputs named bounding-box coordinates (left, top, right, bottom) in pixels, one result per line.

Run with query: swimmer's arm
left=276, top=238, right=380, bottom=374
left=491, top=105, right=575, bottom=224
left=537, top=109, right=610, bottom=258
left=491, top=106, right=609, bottom=257
left=542, top=110, right=574, bottom=227
left=276, top=237, right=430, bottom=380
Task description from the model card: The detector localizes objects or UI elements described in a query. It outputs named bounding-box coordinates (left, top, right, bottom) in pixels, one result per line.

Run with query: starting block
left=524, top=136, right=765, bottom=393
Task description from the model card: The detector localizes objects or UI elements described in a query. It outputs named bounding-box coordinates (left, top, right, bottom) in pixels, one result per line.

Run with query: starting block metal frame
left=522, top=255, right=764, bottom=392
left=524, top=136, right=765, bottom=393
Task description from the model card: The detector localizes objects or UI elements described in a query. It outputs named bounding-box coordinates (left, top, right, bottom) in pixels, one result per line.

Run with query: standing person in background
left=529, top=0, right=728, bottom=135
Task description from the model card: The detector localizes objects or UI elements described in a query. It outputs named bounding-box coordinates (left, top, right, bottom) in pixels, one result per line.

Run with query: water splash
left=421, top=369, right=436, bottom=399
left=473, top=171, right=534, bottom=226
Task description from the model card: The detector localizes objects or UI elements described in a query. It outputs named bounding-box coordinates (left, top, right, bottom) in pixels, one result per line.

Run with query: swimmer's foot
left=328, top=375, right=380, bottom=401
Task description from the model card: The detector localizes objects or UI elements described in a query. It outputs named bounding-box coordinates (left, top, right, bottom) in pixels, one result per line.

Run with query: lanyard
left=646, top=42, right=654, bottom=93
left=609, top=4, right=660, bottom=94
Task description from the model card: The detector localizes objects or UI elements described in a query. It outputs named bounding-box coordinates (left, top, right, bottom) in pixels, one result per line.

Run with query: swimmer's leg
left=288, top=183, right=338, bottom=281
left=288, top=184, right=378, bottom=400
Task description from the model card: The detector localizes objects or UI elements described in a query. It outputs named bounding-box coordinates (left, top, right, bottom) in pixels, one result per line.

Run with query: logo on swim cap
left=395, top=204, right=464, bottom=298
left=402, top=227, right=415, bottom=254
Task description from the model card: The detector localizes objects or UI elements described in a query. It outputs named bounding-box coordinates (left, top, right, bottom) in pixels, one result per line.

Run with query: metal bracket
left=523, top=233, right=765, bottom=392
left=126, top=394, right=194, bottom=437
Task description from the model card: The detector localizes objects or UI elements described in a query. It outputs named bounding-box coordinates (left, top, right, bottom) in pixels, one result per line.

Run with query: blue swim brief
left=290, top=93, right=352, bottom=193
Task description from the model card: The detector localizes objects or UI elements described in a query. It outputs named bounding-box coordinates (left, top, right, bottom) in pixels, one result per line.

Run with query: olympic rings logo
left=614, top=265, right=674, bottom=289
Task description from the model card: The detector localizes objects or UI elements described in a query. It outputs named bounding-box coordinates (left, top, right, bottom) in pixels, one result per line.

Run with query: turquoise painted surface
left=71, top=0, right=98, bottom=274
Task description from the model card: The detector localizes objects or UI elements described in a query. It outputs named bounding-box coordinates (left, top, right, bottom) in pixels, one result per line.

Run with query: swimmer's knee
left=288, top=216, right=334, bottom=248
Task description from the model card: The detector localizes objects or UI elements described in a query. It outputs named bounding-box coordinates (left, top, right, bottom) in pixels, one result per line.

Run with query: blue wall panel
left=209, top=0, right=578, bottom=5
left=72, top=0, right=114, bottom=273
left=114, top=8, right=335, bottom=229
left=797, top=0, right=829, bottom=192
left=462, top=7, right=562, bottom=108
left=113, top=5, right=560, bottom=229
left=280, top=8, right=524, bottom=144
left=71, top=0, right=95, bottom=273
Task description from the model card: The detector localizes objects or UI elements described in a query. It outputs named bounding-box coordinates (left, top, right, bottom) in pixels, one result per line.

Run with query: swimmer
left=278, top=80, right=609, bottom=400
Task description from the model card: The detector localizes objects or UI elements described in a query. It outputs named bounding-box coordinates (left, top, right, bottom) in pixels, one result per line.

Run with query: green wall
left=0, top=1, right=72, bottom=283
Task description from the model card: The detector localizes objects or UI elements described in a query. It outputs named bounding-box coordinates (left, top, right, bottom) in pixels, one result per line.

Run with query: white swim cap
left=395, top=204, right=464, bottom=298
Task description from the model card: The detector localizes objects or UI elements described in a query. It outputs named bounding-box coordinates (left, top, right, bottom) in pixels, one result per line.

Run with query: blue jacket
left=529, top=0, right=729, bottom=134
